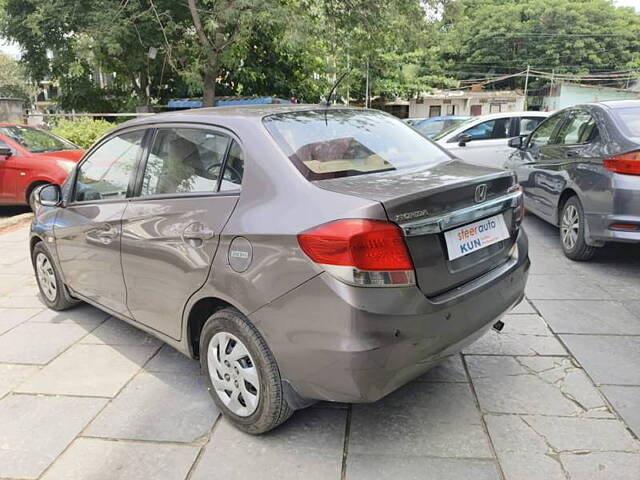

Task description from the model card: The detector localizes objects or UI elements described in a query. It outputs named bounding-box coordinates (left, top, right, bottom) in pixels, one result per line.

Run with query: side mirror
left=37, top=184, right=62, bottom=207
left=458, top=134, right=472, bottom=147
left=508, top=136, right=523, bottom=149
left=0, top=147, right=12, bottom=158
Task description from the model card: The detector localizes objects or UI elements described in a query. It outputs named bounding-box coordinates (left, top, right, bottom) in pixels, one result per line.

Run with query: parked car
left=505, top=100, right=640, bottom=260
left=31, top=105, right=529, bottom=434
left=0, top=124, right=84, bottom=210
left=406, top=115, right=471, bottom=138
left=434, top=112, right=549, bottom=169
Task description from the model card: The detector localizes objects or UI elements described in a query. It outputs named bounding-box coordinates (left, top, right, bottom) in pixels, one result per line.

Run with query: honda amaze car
left=0, top=124, right=83, bottom=210
left=31, top=105, right=529, bottom=434
left=506, top=100, right=640, bottom=260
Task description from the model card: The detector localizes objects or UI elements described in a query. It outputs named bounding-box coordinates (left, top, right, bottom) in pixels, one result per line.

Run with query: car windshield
left=0, top=126, right=79, bottom=153
left=263, top=109, right=450, bottom=180
left=613, top=106, right=640, bottom=137
left=432, top=117, right=477, bottom=141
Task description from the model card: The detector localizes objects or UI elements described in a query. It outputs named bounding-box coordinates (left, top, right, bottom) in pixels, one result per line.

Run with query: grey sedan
left=31, top=105, right=529, bottom=433
left=506, top=100, right=640, bottom=260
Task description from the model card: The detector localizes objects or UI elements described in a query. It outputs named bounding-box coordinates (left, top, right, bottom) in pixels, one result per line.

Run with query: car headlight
left=56, top=160, right=75, bottom=173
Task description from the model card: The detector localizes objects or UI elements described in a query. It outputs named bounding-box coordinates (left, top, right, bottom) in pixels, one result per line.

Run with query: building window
left=429, top=105, right=441, bottom=117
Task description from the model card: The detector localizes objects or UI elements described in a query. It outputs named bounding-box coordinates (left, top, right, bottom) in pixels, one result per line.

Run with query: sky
left=0, top=0, right=639, bottom=59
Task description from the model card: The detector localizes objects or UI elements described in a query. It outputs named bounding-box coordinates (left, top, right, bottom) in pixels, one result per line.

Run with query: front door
left=120, top=126, right=244, bottom=339
left=54, top=129, right=146, bottom=315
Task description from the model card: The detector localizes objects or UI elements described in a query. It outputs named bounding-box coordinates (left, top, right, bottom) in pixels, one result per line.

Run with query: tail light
left=508, top=184, right=525, bottom=227
left=604, top=150, right=640, bottom=175
left=298, top=219, right=415, bottom=287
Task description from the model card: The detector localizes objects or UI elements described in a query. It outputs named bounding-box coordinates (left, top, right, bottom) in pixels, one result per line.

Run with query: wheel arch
left=556, top=188, right=579, bottom=225
left=186, top=296, right=242, bottom=360
left=25, top=180, right=51, bottom=204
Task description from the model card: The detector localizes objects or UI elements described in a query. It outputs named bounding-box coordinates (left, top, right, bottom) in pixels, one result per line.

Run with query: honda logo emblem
left=475, top=184, right=487, bottom=203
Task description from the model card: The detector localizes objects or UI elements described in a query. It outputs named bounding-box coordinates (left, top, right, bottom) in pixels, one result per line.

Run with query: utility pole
left=523, top=64, right=530, bottom=110
left=346, top=54, right=350, bottom=107
left=365, top=58, right=370, bottom=109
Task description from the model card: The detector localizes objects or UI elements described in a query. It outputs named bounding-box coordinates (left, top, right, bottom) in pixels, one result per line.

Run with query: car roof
left=593, top=99, right=640, bottom=110
left=121, top=104, right=343, bottom=128
left=467, top=111, right=549, bottom=121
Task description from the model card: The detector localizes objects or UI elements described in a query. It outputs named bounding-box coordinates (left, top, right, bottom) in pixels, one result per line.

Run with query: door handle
left=93, top=224, right=118, bottom=244
left=566, top=151, right=578, bottom=158
left=182, top=223, right=215, bottom=245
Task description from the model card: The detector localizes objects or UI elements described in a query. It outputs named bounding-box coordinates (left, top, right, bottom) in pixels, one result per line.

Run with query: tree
left=0, top=52, right=36, bottom=100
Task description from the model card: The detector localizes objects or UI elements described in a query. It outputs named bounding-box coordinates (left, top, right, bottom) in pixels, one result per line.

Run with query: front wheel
left=559, top=196, right=598, bottom=261
left=200, top=308, right=293, bottom=434
left=32, top=242, right=80, bottom=310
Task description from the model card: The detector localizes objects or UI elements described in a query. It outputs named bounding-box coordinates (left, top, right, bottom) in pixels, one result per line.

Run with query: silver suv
left=32, top=106, right=529, bottom=433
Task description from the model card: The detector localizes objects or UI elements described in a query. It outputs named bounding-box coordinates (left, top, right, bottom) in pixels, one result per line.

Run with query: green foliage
left=0, top=53, right=36, bottom=100
left=51, top=118, right=114, bottom=148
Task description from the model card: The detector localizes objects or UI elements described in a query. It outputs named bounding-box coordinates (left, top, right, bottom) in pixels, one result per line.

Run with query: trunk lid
left=315, top=160, right=520, bottom=297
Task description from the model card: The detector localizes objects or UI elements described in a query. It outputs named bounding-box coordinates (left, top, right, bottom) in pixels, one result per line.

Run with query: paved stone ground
left=0, top=215, right=639, bottom=480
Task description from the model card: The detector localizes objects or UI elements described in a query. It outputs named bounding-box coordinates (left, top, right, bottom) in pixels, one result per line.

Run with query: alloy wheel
left=36, top=253, right=57, bottom=302
left=207, top=331, right=261, bottom=417
left=560, top=204, right=580, bottom=250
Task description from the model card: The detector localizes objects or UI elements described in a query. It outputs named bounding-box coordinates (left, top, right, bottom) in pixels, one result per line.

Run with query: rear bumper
left=585, top=173, right=640, bottom=244
left=250, top=229, right=530, bottom=404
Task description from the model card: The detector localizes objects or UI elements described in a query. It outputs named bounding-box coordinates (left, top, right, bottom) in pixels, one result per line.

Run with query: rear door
left=55, top=129, right=145, bottom=315
left=120, top=125, right=243, bottom=340
left=446, top=117, right=515, bottom=168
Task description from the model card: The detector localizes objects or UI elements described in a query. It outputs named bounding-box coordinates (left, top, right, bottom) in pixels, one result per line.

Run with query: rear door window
left=140, top=128, right=230, bottom=196
left=263, top=109, right=450, bottom=181
left=73, top=130, right=144, bottom=202
left=219, top=141, right=244, bottom=191
left=554, top=111, right=598, bottom=145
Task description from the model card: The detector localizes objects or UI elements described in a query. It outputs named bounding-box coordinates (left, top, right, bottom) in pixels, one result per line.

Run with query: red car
left=0, top=124, right=84, bottom=210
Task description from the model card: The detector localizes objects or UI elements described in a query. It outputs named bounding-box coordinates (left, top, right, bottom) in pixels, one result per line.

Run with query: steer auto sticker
left=444, top=214, right=510, bottom=261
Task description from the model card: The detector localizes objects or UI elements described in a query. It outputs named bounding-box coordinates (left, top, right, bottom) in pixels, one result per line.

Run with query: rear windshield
left=263, top=109, right=450, bottom=180
left=613, top=106, right=640, bottom=137
left=0, top=126, right=79, bottom=153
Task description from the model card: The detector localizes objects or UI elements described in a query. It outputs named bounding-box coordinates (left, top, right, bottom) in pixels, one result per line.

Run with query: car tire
left=32, top=242, right=80, bottom=310
left=200, top=307, right=293, bottom=434
left=559, top=196, right=597, bottom=261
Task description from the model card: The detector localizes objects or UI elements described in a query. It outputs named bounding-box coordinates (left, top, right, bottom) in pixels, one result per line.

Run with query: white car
left=434, top=111, right=549, bottom=169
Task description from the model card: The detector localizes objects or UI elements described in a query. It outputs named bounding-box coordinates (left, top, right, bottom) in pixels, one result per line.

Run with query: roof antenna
left=320, top=70, right=350, bottom=107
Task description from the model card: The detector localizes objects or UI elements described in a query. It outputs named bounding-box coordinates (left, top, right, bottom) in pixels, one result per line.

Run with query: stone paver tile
left=533, top=300, right=640, bottom=335
left=467, top=356, right=609, bottom=417
left=0, top=364, right=39, bottom=398
left=0, top=323, right=89, bottom=364
left=0, top=307, right=42, bottom=334
left=363, top=382, right=481, bottom=423
left=42, top=437, right=199, bottom=480
left=80, top=317, right=162, bottom=347
left=501, top=314, right=553, bottom=335
left=191, top=408, right=346, bottom=480
left=528, top=251, right=575, bottom=275
left=601, top=386, right=640, bottom=438
left=416, top=354, right=467, bottom=383
left=485, top=415, right=566, bottom=480
left=0, top=394, right=106, bottom=479
left=526, top=275, right=612, bottom=300
left=349, top=404, right=492, bottom=458
left=9, top=285, right=40, bottom=296
left=598, top=282, right=640, bottom=301
left=559, top=452, right=640, bottom=480
left=523, top=415, right=639, bottom=452
left=16, top=343, right=159, bottom=397
left=463, top=330, right=567, bottom=356
left=346, top=454, right=500, bottom=480
left=29, top=304, right=109, bottom=328
left=144, top=344, right=200, bottom=375
left=0, top=294, right=46, bottom=308
left=509, top=298, right=536, bottom=314
left=86, top=371, right=217, bottom=442
left=560, top=334, right=640, bottom=385
left=625, top=300, right=640, bottom=318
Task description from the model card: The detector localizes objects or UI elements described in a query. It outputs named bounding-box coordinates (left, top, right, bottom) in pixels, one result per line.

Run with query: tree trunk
left=202, top=68, right=217, bottom=107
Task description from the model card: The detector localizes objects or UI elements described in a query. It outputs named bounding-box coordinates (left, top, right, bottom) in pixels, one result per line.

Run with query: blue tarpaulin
left=167, top=97, right=293, bottom=109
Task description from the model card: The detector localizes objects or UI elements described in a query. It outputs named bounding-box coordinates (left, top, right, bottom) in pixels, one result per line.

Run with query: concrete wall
left=409, top=94, right=525, bottom=118
left=542, top=84, right=640, bottom=111
left=0, top=99, right=24, bottom=123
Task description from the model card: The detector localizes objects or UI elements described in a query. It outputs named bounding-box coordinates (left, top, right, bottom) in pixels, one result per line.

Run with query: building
left=539, top=83, right=640, bottom=111
left=408, top=90, right=525, bottom=118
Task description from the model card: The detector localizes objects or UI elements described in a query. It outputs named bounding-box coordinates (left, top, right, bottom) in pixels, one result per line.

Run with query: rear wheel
left=200, top=308, right=293, bottom=434
left=559, top=196, right=597, bottom=261
left=32, top=242, right=80, bottom=310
